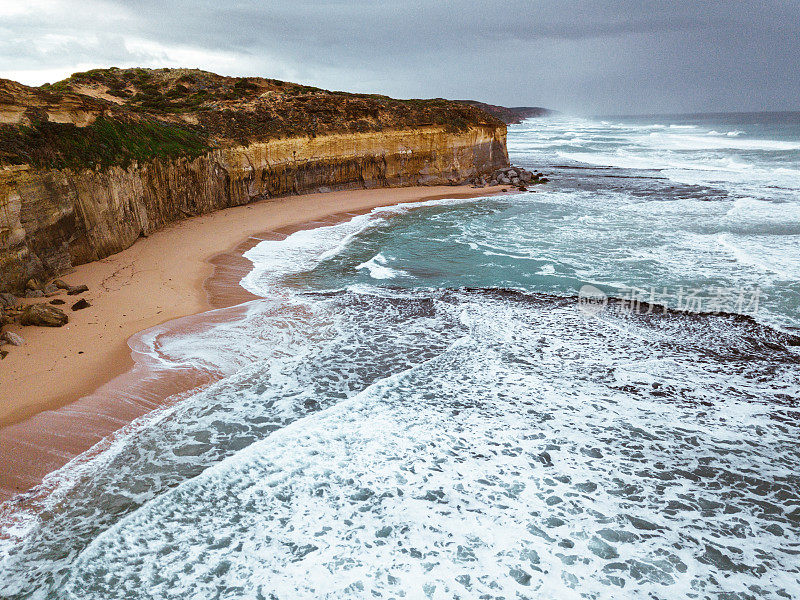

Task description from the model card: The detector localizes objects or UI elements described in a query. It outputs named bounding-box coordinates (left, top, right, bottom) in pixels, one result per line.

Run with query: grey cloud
left=1, top=0, right=798, bottom=114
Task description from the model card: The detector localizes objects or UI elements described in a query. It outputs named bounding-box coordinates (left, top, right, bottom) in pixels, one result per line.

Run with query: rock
left=67, top=284, right=89, bottom=296
left=588, top=536, right=619, bottom=560
left=0, top=349, right=8, bottom=360
left=26, top=278, right=42, bottom=291
left=25, top=289, right=45, bottom=298
left=0, top=331, right=24, bottom=346
left=0, top=292, right=18, bottom=308
left=71, top=298, right=91, bottom=311
left=50, top=299, right=66, bottom=305
left=491, top=166, right=548, bottom=186
left=509, top=568, right=532, bottom=586
left=53, top=279, right=71, bottom=290
left=20, top=304, right=69, bottom=327
left=43, top=283, right=60, bottom=297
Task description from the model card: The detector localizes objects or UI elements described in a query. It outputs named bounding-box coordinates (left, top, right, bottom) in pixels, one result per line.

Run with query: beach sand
left=0, top=184, right=505, bottom=501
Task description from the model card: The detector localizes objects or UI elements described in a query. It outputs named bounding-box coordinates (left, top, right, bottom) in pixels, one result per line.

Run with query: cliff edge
left=0, top=68, right=509, bottom=293
left=454, top=100, right=554, bottom=124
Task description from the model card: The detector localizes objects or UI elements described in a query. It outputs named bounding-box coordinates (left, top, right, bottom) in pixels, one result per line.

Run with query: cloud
left=1, top=0, right=798, bottom=114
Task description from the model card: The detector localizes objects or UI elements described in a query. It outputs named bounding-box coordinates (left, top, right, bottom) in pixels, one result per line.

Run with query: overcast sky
left=1, top=0, right=798, bottom=115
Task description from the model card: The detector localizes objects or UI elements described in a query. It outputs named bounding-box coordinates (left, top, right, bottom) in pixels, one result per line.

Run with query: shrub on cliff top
left=0, top=117, right=210, bottom=170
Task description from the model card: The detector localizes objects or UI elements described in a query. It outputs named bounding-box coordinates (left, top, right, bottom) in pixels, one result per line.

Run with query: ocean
left=1, top=112, right=799, bottom=599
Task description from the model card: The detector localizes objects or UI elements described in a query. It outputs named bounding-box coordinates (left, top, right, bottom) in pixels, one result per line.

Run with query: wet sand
left=0, top=185, right=505, bottom=501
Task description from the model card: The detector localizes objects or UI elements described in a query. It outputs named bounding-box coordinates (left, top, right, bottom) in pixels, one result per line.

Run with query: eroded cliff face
left=0, top=124, right=507, bottom=292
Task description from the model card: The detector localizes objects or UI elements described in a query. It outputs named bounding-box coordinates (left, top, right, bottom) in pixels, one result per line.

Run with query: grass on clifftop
left=0, top=117, right=210, bottom=170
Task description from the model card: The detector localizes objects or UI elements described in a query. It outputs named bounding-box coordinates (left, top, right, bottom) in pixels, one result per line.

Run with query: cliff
left=454, top=101, right=554, bottom=124
left=0, top=69, right=508, bottom=293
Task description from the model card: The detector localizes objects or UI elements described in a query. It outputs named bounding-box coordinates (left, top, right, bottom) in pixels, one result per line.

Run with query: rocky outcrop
left=469, top=166, right=549, bottom=191
left=0, top=78, right=108, bottom=127
left=1, top=124, right=507, bottom=292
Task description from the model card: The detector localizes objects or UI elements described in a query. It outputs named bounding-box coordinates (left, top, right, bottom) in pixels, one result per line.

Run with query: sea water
left=1, top=113, right=799, bottom=599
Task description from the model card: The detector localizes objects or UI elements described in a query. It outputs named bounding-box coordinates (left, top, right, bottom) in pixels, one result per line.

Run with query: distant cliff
left=455, top=101, right=554, bottom=124
left=0, top=68, right=509, bottom=293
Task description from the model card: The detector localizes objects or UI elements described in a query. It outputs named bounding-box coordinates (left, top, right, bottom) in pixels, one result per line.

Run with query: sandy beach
left=0, top=184, right=505, bottom=501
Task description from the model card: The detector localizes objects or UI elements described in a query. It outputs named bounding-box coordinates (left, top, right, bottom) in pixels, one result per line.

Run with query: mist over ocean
left=2, top=113, right=799, bottom=599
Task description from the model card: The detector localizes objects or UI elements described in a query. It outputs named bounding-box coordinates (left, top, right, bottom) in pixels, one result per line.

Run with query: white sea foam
left=513, top=114, right=800, bottom=204
left=717, top=233, right=800, bottom=280
left=537, top=263, right=556, bottom=275
left=356, top=253, right=406, bottom=279
left=43, top=295, right=800, bottom=600
left=707, top=130, right=744, bottom=137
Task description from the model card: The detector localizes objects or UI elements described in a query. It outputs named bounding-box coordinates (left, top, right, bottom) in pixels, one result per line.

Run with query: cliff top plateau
left=0, top=67, right=506, bottom=171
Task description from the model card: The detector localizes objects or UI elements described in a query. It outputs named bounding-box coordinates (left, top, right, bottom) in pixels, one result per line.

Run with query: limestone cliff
left=0, top=69, right=508, bottom=292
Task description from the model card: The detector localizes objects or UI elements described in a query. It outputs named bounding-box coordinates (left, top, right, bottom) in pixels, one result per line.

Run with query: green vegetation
left=39, top=81, right=71, bottom=93
left=0, top=117, right=210, bottom=170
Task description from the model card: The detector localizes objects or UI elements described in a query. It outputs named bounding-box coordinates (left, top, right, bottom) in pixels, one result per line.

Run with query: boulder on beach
left=71, top=298, right=91, bottom=311
left=67, top=284, right=89, bottom=296
left=25, top=289, right=45, bottom=298
left=50, top=299, right=66, bottom=305
left=53, top=279, right=71, bottom=290
left=0, top=331, right=25, bottom=346
left=20, top=304, right=69, bottom=327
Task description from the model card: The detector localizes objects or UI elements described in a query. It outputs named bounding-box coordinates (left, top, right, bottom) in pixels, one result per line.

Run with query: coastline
left=0, top=184, right=507, bottom=501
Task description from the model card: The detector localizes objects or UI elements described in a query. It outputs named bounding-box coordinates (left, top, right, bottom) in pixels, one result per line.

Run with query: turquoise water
left=1, top=114, right=799, bottom=599
left=301, top=112, right=800, bottom=330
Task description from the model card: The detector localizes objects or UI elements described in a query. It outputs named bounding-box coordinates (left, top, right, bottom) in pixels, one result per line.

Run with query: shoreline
left=0, top=184, right=507, bottom=502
